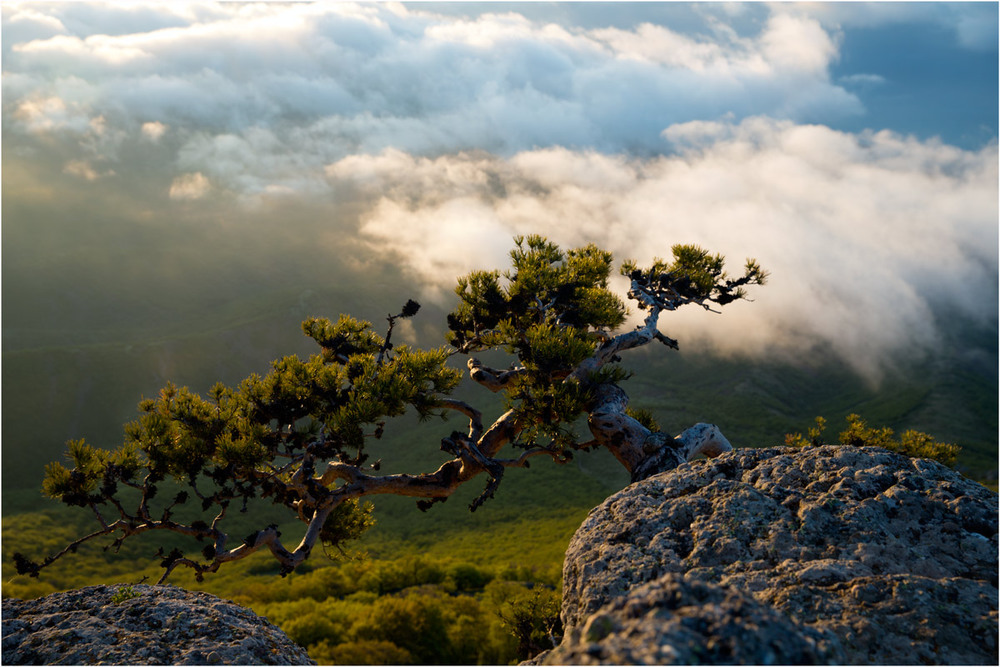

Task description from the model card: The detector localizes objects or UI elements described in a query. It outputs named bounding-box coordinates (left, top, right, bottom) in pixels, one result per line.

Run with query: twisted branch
left=467, top=358, right=527, bottom=392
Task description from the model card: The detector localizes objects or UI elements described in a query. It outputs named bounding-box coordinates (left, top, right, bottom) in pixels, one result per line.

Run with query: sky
left=2, top=1, right=998, bottom=383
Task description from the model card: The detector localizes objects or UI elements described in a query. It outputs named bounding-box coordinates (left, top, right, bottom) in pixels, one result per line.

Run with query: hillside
left=3, top=291, right=995, bottom=495
left=3, top=273, right=995, bottom=560
left=2, top=290, right=995, bottom=664
left=3, top=291, right=995, bottom=583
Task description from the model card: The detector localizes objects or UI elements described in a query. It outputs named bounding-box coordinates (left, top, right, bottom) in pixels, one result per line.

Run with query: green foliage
left=621, top=243, right=767, bottom=308
left=495, top=586, right=563, bottom=661
left=442, top=236, right=634, bottom=454
left=784, top=416, right=828, bottom=448
left=352, top=594, right=453, bottom=662
left=447, top=234, right=626, bottom=353
left=837, top=414, right=896, bottom=450
left=786, top=414, right=961, bottom=467
left=302, top=314, right=385, bottom=360
left=110, top=584, right=141, bottom=605
left=444, top=237, right=632, bottom=452
left=315, top=639, right=413, bottom=665
left=357, top=556, right=447, bottom=595
left=446, top=562, right=494, bottom=592
left=320, top=499, right=375, bottom=555
left=240, top=554, right=558, bottom=664
left=626, top=406, right=660, bottom=432
left=893, top=429, right=962, bottom=467
left=507, top=374, right=590, bottom=451
left=31, top=297, right=469, bottom=580
left=41, top=439, right=143, bottom=507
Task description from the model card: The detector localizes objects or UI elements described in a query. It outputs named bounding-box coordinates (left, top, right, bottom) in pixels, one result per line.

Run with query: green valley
left=3, top=286, right=995, bottom=665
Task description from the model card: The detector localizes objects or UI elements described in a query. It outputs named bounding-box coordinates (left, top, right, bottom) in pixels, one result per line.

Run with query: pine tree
left=16, top=235, right=765, bottom=582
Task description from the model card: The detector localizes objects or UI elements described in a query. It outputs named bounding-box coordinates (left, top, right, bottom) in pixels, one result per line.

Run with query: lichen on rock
left=541, top=574, right=842, bottom=665
left=2, top=584, right=315, bottom=666
left=548, top=445, right=998, bottom=665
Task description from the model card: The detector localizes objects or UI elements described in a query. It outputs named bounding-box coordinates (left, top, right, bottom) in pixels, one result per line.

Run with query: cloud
left=11, top=95, right=90, bottom=134
left=838, top=73, right=886, bottom=87
left=140, top=121, right=167, bottom=141
left=759, top=13, right=837, bottom=74
left=952, top=7, right=1000, bottom=51
left=793, top=2, right=999, bottom=52
left=328, top=119, right=997, bottom=382
left=3, top=6, right=68, bottom=43
left=13, top=33, right=153, bottom=66
left=169, top=172, right=210, bottom=200
left=62, top=159, right=113, bottom=181
left=3, top=1, right=867, bottom=195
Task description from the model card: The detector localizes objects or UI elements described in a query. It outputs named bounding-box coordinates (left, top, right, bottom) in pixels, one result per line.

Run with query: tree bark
left=586, top=381, right=732, bottom=483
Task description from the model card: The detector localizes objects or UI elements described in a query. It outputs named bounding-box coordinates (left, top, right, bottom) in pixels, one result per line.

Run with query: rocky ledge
left=2, top=584, right=315, bottom=665
left=538, top=445, right=998, bottom=665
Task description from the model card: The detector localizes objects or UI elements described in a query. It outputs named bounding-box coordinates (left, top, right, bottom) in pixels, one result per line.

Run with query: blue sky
left=415, top=1, right=998, bottom=149
left=2, top=1, right=997, bottom=380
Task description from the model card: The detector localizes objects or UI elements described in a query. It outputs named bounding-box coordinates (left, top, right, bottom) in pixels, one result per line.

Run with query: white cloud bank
left=328, top=118, right=997, bottom=381
left=4, top=2, right=866, bottom=197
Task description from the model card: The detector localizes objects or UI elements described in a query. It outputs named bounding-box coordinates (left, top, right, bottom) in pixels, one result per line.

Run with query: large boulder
left=545, top=446, right=998, bottom=665
left=2, top=584, right=315, bottom=665
left=541, top=573, right=841, bottom=665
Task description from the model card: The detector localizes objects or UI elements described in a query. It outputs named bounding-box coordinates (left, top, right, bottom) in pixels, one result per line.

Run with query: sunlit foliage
left=785, top=414, right=961, bottom=467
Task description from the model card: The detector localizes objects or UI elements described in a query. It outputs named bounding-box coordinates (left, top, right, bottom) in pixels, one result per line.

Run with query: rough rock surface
left=2, top=584, right=315, bottom=665
left=547, top=445, right=998, bottom=665
left=540, top=574, right=841, bottom=665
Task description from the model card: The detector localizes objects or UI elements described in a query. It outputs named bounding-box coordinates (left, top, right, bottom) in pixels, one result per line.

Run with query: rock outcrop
left=541, top=445, right=998, bottom=665
left=2, top=584, right=315, bottom=665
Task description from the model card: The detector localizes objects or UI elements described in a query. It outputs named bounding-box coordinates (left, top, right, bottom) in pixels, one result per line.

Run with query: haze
left=3, top=1, right=997, bottom=423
